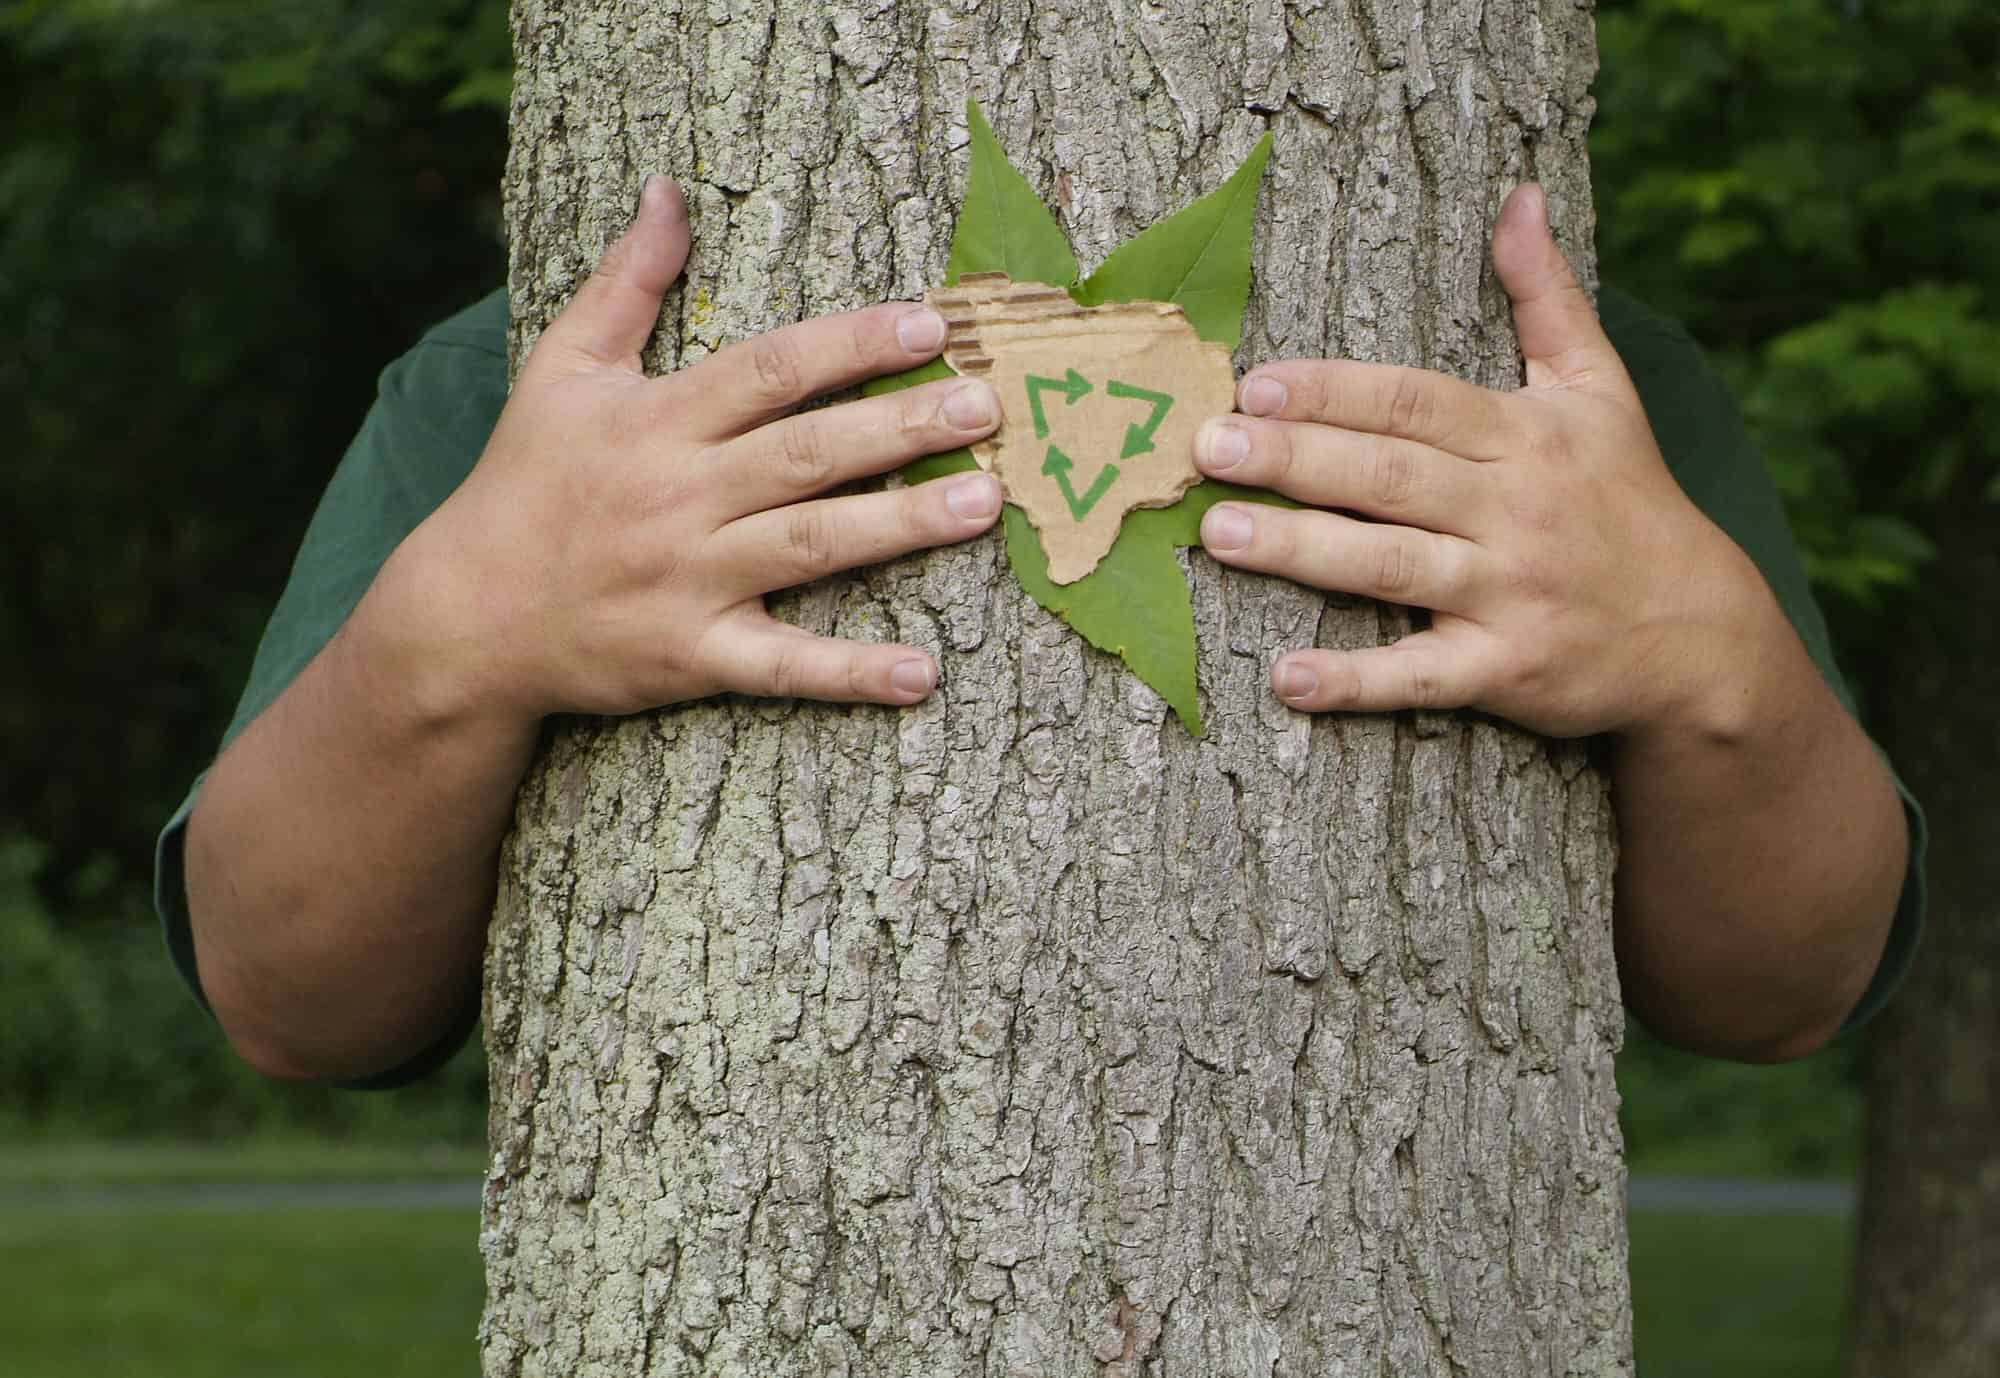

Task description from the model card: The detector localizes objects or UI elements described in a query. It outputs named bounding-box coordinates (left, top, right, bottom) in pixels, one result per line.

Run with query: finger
left=1270, top=635, right=1480, bottom=714
left=710, top=376, right=1000, bottom=517
left=661, top=301, right=956, bottom=440
left=1193, top=415, right=1487, bottom=535
left=711, top=617, right=941, bottom=706
left=1491, top=184, right=1630, bottom=392
left=533, top=176, right=693, bottom=371
left=1236, top=358, right=1523, bottom=462
left=1199, top=503, right=1479, bottom=612
left=709, top=471, right=1003, bottom=597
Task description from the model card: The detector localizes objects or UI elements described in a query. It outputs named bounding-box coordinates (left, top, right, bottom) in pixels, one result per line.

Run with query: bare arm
left=184, top=564, right=539, bottom=1081
left=1187, top=185, right=1905, bottom=1061
left=186, top=180, right=1008, bottom=1081
left=1606, top=590, right=1905, bottom=1060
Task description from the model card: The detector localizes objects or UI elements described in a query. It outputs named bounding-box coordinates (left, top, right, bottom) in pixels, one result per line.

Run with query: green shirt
left=154, top=287, right=1927, bottom=1084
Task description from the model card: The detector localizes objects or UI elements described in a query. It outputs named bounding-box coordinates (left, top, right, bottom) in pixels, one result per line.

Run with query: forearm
left=184, top=541, right=540, bottom=1082
left=1608, top=580, right=1906, bottom=1062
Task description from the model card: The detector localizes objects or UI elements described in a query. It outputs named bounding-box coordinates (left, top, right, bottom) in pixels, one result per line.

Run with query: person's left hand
left=1193, top=183, right=1781, bottom=744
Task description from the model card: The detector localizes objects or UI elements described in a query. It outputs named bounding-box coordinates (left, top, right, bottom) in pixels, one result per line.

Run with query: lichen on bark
left=484, top=3, right=1631, bottom=1375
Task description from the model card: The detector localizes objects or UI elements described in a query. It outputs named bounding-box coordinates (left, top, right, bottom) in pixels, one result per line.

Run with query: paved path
left=0, top=1179, right=480, bottom=1215
left=1627, top=1175, right=1855, bottom=1215
left=0, top=1176, right=1856, bottom=1217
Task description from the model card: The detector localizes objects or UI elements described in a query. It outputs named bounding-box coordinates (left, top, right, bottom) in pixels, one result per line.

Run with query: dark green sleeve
left=152, top=289, right=511, bottom=1088
left=1601, top=288, right=1926, bottom=1032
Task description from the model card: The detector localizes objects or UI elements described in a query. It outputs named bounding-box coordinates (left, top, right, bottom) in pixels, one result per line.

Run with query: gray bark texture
left=483, top=3, right=1630, bottom=1375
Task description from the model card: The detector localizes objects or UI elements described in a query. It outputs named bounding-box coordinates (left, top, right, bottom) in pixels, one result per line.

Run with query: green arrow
left=1042, top=444, right=1120, bottom=521
left=1106, top=379, right=1175, bottom=458
left=1024, top=368, right=1092, bottom=439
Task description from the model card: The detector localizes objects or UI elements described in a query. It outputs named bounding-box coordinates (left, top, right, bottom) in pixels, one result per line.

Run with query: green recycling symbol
left=1023, top=370, right=1176, bottom=520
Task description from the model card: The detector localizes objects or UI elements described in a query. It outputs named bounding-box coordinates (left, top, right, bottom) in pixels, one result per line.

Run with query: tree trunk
left=481, top=3, right=1628, bottom=1375
left=1848, top=480, right=2000, bottom=1377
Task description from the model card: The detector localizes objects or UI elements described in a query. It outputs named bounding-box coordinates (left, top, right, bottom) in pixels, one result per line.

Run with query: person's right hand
left=397, top=176, right=1004, bottom=722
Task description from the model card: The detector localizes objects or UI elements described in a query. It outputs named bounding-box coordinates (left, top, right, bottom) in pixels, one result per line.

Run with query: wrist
left=339, top=513, right=548, bottom=745
left=1618, top=532, right=1810, bottom=758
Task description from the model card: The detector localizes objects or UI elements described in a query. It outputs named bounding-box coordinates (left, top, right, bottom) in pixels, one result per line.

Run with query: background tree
left=479, top=2, right=1628, bottom=1373
left=1592, top=3, right=1999, bottom=1370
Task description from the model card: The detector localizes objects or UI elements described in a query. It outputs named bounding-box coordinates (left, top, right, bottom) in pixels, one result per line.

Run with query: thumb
left=536, top=175, right=692, bottom=371
left=1492, top=184, right=1623, bottom=391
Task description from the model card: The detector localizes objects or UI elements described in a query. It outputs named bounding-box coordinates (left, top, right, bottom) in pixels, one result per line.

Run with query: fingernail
left=1198, top=419, right=1250, bottom=471
left=897, top=308, right=947, bottom=354
left=1274, top=660, right=1318, bottom=701
left=944, top=472, right=1001, bottom=520
left=891, top=658, right=935, bottom=698
left=1202, top=505, right=1253, bottom=552
left=1241, top=376, right=1288, bottom=416
left=942, top=381, right=998, bottom=431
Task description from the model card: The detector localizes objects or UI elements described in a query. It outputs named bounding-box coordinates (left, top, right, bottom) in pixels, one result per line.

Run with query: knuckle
left=606, top=532, right=655, bottom=592
left=750, top=333, right=805, bottom=401
left=1405, top=661, right=1445, bottom=710
left=623, top=529, right=685, bottom=591
left=656, top=624, right=701, bottom=682
left=1294, top=364, right=1337, bottom=416
left=1530, top=420, right=1576, bottom=466
left=783, top=507, right=837, bottom=573
left=1295, top=369, right=1336, bottom=423
left=1433, top=539, right=1475, bottom=600
left=778, top=417, right=835, bottom=488
left=1375, top=536, right=1419, bottom=599
left=899, top=387, right=939, bottom=442
left=631, top=462, right=695, bottom=525
left=1503, top=485, right=1558, bottom=535
left=903, top=487, right=944, bottom=543
left=845, top=653, right=873, bottom=699
left=1316, top=656, right=1359, bottom=709
left=1257, top=511, right=1293, bottom=565
left=853, top=310, right=897, bottom=370
left=1263, top=423, right=1297, bottom=484
left=1498, top=647, right=1544, bottom=698
left=1370, top=443, right=1417, bottom=510
left=1504, top=550, right=1555, bottom=602
left=1386, top=373, right=1432, bottom=436
left=765, top=648, right=804, bottom=698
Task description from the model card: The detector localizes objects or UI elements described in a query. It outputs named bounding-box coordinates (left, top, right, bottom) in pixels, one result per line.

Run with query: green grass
left=0, top=1207, right=482, bottom=1378
left=0, top=1197, right=1853, bottom=1377
left=0, top=1136, right=485, bottom=1188
left=1631, top=1212, right=1855, bottom=1377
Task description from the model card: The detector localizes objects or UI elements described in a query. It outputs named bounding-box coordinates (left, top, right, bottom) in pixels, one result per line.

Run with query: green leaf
left=1003, top=482, right=1291, bottom=734
left=1005, top=507, right=1200, bottom=728
left=879, top=109, right=1278, bottom=734
left=871, top=100, right=1081, bottom=480
left=944, top=100, right=1079, bottom=289
left=1074, top=132, right=1273, bottom=348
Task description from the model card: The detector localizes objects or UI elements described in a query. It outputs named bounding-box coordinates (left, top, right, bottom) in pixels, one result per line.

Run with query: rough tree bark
left=481, top=3, right=1629, bottom=1375
left=1848, top=479, right=1998, bottom=1378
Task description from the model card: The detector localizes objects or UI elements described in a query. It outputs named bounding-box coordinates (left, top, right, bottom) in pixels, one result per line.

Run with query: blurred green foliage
left=1, top=0, right=509, bottom=923
left=0, top=835, right=484, bottom=1138
left=1595, top=0, right=1999, bottom=613
left=1618, top=1017, right=1863, bottom=1177
left=2, top=0, right=1987, bottom=1152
